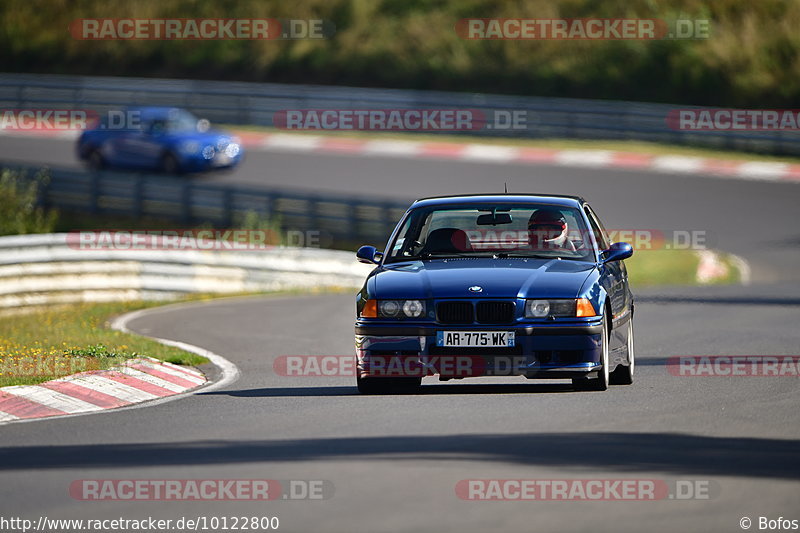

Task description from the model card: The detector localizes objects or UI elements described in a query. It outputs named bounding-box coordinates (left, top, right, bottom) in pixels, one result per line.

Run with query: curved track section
left=0, top=139, right=798, bottom=532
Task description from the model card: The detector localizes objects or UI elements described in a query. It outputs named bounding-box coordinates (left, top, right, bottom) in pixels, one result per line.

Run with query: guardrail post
left=348, top=202, right=360, bottom=243
left=89, top=172, right=100, bottom=214
left=133, top=175, right=144, bottom=219
left=181, top=182, right=191, bottom=224
left=223, top=188, right=233, bottom=227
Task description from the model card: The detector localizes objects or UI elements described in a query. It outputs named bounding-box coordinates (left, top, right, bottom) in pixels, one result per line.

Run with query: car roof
left=124, top=106, right=191, bottom=120
left=411, top=194, right=586, bottom=209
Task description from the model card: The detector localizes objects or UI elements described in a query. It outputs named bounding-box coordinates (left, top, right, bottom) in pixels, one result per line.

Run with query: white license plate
left=437, top=331, right=515, bottom=347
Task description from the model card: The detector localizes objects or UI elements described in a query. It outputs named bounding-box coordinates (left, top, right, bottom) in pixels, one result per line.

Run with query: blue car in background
left=77, top=107, right=243, bottom=174
left=354, top=194, right=635, bottom=394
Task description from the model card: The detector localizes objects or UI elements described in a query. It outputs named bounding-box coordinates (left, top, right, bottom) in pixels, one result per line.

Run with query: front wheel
left=573, top=312, right=609, bottom=391
left=86, top=149, right=105, bottom=171
left=610, top=315, right=634, bottom=385
left=160, top=152, right=182, bottom=175
left=356, top=373, right=421, bottom=395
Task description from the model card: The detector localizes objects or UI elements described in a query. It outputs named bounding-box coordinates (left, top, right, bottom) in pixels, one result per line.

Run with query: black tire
left=160, top=152, right=182, bottom=175
left=86, top=149, right=105, bottom=171
left=573, top=310, right=610, bottom=391
left=356, top=374, right=421, bottom=395
left=610, top=315, right=635, bottom=385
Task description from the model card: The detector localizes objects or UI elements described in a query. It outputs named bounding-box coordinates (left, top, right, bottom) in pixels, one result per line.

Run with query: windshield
left=385, top=203, right=596, bottom=263
left=146, top=109, right=199, bottom=134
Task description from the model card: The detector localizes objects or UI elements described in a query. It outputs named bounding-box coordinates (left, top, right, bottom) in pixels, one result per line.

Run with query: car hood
left=162, top=129, right=238, bottom=144
left=373, top=258, right=596, bottom=299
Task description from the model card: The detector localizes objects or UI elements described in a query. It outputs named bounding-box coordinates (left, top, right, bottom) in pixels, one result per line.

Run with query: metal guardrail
left=1, top=73, right=800, bottom=155
left=0, top=233, right=373, bottom=308
left=2, top=162, right=411, bottom=247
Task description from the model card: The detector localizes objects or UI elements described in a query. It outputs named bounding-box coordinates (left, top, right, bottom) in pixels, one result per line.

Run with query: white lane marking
left=651, top=155, right=706, bottom=173
left=729, top=253, right=753, bottom=286
left=117, top=367, right=190, bottom=393
left=261, top=134, right=321, bottom=151
left=735, top=162, right=788, bottom=180
left=111, top=303, right=241, bottom=395
left=144, top=357, right=207, bottom=385
left=60, top=374, right=159, bottom=403
left=461, top=144, right=519, bottom=162
left=0, top=410, right=20, bottom=422
left=1, top=385, right=102, bottom=414
left=555, top=150, right=614, bottom=167
left=362, top=140, right=422, bottom=157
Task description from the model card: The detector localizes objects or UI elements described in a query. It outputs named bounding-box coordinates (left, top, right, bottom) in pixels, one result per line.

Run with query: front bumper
left=354, top=321, right=604, bottom=380
left=182, top=152, right=243, bottom=172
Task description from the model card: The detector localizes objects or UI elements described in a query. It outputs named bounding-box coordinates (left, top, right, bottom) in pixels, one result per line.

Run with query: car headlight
left=224, top=142, right=241, bottom=158
left=371, top=300, right=426, bottom=319
left=201, top=145, right=216, bottom=159
left=378, top=300, right=402, bottom=318
left=179, top=141, right=200, bottom=154
left=524, top=299, right=596, bottom=318
left=402, top=300, right=425, bottom=318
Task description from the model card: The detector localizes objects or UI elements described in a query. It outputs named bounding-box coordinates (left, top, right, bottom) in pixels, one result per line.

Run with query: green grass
left=3, top=1, right=800, bottom=109
left=232, top=124, right=800, bottom=165
left=0, top=288, right=353, bottom=387
left=626, top=249, right=740, bottom=288
left=0, top=300, right=209, bottom=387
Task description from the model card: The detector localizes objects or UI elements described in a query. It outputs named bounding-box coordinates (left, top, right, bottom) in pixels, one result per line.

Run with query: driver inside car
left=526, top=209, right=577, bottom=252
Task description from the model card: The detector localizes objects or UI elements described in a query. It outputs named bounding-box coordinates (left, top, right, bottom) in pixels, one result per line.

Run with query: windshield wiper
left=492, top=252, right=581, bottom=260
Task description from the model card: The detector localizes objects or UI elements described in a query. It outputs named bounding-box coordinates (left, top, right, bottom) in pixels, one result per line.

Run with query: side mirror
left=602, top=242, right=633, bottom=263
left=197, top=118, right=211, bottom=132
left=356, top=245, right=383, bottom=265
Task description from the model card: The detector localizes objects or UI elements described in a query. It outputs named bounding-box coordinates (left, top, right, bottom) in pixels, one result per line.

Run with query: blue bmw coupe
left=77, top=107, right=243, bottom=174
left=355, top=194, right=634, bottom=393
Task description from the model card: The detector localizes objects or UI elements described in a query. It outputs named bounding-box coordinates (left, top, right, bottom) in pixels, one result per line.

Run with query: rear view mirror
left=477, top=213, right=512, bottom=226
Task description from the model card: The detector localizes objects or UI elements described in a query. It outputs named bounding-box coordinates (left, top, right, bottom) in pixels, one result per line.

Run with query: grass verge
left=0, top=300, right=207, bottom=388
left=0, top=288, right=352, bottom=388
left=626, top=249, right=740, bottom=288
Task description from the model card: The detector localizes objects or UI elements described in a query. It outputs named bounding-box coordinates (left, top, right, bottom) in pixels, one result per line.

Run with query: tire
left=86, top=149, right=105, bottom=171
left=610, top=315, right=635, bottom=385
left=160, top=152, right=182, bottom=175
left=573, top=311, right=609, bottom=391
left=356, top=373, right=386, bottom=394
left=356, top=372, right=421, bottom=395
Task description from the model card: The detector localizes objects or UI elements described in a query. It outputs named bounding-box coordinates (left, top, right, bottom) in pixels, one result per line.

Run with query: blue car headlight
left=377, top=300, right=426, bottom=319
left=224, top=143, right=241, bottom=158
left=201, top=146, right=216, bottom=159
left=524, top=299, right=597, bottom=318
left=179, top=141, right=201, bottom=154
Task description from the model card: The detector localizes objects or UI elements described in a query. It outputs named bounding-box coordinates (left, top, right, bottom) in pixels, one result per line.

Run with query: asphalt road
left=0, top=135, right=798, bottom=533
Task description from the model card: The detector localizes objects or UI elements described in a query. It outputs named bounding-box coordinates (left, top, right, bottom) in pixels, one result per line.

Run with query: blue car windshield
left=147, top=110, right=199, bottom=134
left=385, top=203, right=597, bottom=263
